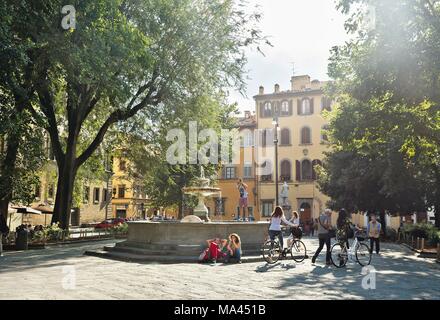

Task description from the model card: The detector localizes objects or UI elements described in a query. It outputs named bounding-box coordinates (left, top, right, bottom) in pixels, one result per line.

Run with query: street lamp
left=272, top=105, right=280, bottom=207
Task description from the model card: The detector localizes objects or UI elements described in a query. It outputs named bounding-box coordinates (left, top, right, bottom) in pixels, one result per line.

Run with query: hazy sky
left=229, top=0, right=349, bottom=112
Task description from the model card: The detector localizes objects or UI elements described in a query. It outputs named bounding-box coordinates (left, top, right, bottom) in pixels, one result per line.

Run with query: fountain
left=181, top=166, right=221, bottom=222
left=86, top=166, right=270, bottom=263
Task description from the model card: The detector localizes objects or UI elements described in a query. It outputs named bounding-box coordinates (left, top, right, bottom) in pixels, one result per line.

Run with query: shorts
left=239, top=197, right=248, bottom=208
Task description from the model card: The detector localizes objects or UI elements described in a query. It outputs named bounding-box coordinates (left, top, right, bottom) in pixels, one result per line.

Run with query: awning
left=31, top=203, right=54, bottom=214
left=11, top=206, right=42, bottom=215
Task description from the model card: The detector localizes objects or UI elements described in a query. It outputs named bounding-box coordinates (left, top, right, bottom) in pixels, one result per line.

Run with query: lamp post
left=272, top=106, right=280, bottom=207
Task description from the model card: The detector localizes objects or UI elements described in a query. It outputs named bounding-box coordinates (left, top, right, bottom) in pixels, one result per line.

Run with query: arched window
left=281, top=101, right=290, bottom=116
left=280, top=128, right=290, bottom=145
left=301, top=99, right=311, bottom=115
left=280, top=160, right=291, bottom=181
left=301, top=127, right=312, bottom=144
left=263, top=102, right=272, bottom=118
left=301, top=160, right=313, bottom=181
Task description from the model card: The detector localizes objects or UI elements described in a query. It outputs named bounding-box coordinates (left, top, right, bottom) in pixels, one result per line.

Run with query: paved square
left=0, top=238, right=439, bottom=300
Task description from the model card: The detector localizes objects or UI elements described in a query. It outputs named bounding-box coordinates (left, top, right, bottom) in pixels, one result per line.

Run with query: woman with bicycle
left=269, top=206, right=296, bottom=252
left=336, top=209, right=361, bottom=249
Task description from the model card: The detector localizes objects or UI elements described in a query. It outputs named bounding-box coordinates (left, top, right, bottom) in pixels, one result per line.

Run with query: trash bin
left=16, top=229, right=29, bottom=250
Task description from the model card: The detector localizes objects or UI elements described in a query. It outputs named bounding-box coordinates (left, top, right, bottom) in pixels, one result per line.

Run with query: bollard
left=412, top=236, right=415, bottom=248
left=420, top=238, right=425, bottom=251
left=437, top=243, right=440, bottom=261
left=417, top=237, right=420, bottom=250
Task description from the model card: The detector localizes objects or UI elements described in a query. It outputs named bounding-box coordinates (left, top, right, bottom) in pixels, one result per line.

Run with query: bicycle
left=261, top=229, right=307, bottom=264
left=330, top=230, right=372, bottom=268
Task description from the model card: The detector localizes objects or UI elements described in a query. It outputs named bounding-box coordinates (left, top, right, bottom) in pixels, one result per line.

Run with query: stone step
left=85, top=249, right=265, bottom=264
left=116, top=241, right=262, bottom=252
left=105, top=245, right=262, bottom=257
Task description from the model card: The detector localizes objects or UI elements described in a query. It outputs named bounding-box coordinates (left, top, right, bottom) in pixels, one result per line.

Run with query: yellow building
left=254, top=75, right=332, bottom=223
left=9, top=135, right=109, bottom=228
left=208, top=112, right=260, bottom=221
left=110, top=156, right=150, bottom=219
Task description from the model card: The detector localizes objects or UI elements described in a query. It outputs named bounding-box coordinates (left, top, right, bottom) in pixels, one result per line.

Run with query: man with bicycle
left=312, top=209, right=333, bottom=265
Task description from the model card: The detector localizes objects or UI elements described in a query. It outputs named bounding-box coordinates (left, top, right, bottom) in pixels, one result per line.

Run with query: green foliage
left=319, top=0, right=440, bottom=226
left=30, top=223, right=67, bottom=243
left=385, top=227, right=397, bottom=242
left=0, top=0, right=267, bottom=228
left=402, top=223, right=439, bottom=246
left=109, top=222, right=128, bottom=235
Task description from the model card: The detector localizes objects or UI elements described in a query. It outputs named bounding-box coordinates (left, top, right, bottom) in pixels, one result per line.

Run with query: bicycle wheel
left=355, top=243, right=372, bottom=266
left=262, top=240, right=281, bottom=264
left=290, top=240, right=307, bottom=263
left=330, top=243, right=348, bottom=268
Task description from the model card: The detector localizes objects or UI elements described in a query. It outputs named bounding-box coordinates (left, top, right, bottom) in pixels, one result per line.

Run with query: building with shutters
left=253, top=75, right=332, bottom=223
left=207, top=111, right=261, bottom=221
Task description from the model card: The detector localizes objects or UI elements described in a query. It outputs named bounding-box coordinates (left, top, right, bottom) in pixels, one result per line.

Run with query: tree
left=120, top=94, right=239, bottom=219
left=0, top=1, right=51, bottom=225
left=320, top=0, right=440, bottom=227
left=3, top=0, right=266, bottom=229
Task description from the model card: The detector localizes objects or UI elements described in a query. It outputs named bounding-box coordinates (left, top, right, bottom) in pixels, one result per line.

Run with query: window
left=301, top=160, right=313, bottom=181
left=260, top=161, right=272, bottom=181
left=301, top=99, right=311, bottom=115
left=280, top=128, right=290, bottom=145
left=119, top=159, right=126, bottom=171
left=280, top=101, right=290, bottom=116
left=118, top=185, right=126, bottom=198
left=262, top=201, right=274, bottom=217
left=243, top=163, right=253, bottom=178
left=301, top=127, right=312, bottom=144
left=280, top=160, right=291, bottom=181
left=321, top=97, right=332, bottom=112
left=248, top=207, right=254, bottom=218
left=83, top=186, right=90, bottom=203
left=102, top=188, right=108, bottom=202
left=93, top=188, right=100, bottom=204
left=48, top=184, right=55, bottom=199
left=321, top=125, right=330, bottom=143
left=35, top=184, right=41, bottom=200
left=263, top=102, right=272, bottom=118
left=243, top=130, right=254, bottom=147
left=215, top=198, right=225, bottom=215
left=224, top=167, right=236, bottom=179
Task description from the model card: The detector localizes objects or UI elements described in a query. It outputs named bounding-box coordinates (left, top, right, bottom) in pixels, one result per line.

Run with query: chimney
left=274, top=84, right=280, bottom=93
left=259, top=86, right=264, bottom=95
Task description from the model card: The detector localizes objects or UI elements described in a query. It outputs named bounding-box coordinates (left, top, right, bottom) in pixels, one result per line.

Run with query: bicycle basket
left=291, top=227, right=303, bottom=239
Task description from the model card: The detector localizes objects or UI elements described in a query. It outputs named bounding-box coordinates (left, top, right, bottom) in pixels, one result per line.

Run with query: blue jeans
left=269, top=230, right=284, bottom=249
left=227, top=248, right=241, bottom=262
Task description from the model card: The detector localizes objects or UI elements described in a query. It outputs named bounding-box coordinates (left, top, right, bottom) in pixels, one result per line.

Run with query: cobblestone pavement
left=0, top=238, right=439, bottom=300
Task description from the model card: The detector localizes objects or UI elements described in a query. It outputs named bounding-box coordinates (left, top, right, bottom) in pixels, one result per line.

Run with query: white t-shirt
left=269, top=216, right=294, bottom=231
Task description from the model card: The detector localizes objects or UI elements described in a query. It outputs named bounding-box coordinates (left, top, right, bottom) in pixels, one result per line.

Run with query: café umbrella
left=31, top=203, right=54, bottom=225
left=9, top=206, right=42, bottom=229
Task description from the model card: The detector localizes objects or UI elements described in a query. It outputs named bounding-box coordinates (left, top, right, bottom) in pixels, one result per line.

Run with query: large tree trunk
left=0, top=127, right=21, bottom=225
left=51, top=155, right=78, bottom=230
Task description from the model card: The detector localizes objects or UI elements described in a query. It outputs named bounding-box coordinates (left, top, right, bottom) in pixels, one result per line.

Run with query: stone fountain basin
left=125, top=220, right=269, bottom=248
left=93, top=220, right=271, bottom=263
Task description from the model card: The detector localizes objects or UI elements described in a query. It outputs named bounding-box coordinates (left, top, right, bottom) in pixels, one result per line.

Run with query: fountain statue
left=182, top=166, right=221, bottom=222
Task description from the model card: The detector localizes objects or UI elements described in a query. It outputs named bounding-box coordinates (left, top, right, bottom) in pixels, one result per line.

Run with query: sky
left=229, top=0, right=349, bottom=113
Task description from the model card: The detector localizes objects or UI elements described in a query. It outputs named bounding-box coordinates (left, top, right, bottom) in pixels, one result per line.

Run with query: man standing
left=367, top=213, right=382, bottom=255
left=237, top=178, right=248, bottom=221
left=312, top=209, right=333, bottom=265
